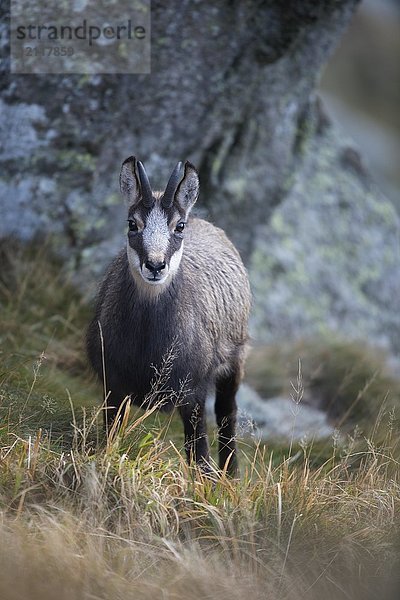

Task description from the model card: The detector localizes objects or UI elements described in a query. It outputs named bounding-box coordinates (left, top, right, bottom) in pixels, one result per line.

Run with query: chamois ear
left=119, top=156, right=140, bottom=205
left=174, top=161, right=199, bottom=213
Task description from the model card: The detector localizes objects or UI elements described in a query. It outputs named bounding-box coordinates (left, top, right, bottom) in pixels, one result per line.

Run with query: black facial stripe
left=168, top=234, right=183, bottom=257
left=128, top=231, right=145, bottom=265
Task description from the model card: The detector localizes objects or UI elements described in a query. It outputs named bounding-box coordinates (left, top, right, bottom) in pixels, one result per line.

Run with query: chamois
left=86, top=157, right=251, bottom=473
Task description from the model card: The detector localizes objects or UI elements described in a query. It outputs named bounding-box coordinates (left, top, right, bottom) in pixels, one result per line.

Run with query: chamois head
left=120, top=157, right=199, bottom=294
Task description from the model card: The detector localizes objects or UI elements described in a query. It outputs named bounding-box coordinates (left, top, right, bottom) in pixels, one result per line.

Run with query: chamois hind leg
left=179, top=387, right=210, bottom=470
left=215, top=365, right=241, bottom=475
left=103, top=384, right=127, bottom=436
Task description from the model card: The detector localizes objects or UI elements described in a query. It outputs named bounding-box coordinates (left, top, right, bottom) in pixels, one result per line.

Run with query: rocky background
left=1, top=0, right=399, bottom=360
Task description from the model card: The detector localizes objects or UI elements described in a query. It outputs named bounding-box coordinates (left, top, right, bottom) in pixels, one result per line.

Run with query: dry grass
left=0, top=398, right=399, bottom=600
left=0, top=241, right=399, bottom=599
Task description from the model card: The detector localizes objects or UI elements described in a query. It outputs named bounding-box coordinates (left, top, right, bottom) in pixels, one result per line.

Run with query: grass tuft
left=0, top=241, right=399, bottom=599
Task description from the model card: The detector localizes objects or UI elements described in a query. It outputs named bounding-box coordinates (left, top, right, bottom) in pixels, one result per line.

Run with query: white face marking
left=169, top=243, right=184, bottom=277
left=126, top=244, right=141, bottom=277
left=142, top=205, right=169, bottom=260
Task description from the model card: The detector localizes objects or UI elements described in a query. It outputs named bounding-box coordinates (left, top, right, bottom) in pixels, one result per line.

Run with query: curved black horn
left=137, top=160, right=154, bottom=208
left=162, top=162, right=183, bottom=209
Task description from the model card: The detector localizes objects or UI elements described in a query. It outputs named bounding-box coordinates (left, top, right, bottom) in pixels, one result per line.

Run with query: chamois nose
left=145, top=260, right=166, bottom=274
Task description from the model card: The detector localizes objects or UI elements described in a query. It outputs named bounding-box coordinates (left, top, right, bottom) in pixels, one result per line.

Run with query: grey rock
left=0, top=100, right=47, bottom=161
left=250, top=120, right=400, bottom=353
left=1, top=0, right=359, bottom=263
left=226, top=383, right=334, bottom=441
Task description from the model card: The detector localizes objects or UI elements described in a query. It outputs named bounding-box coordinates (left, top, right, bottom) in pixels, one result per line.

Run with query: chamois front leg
left=215, top=367, right=241, bottom=476
left=179, top=390, right=210, bottom=470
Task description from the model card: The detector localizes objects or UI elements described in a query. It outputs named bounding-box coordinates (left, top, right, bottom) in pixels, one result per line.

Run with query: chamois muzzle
left=145, top=260, right=166, bottom=277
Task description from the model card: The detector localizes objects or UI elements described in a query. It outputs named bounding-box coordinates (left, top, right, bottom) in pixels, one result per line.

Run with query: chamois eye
left=128, top=219, right=138, bottom=232
left=175, top=222, right=185, bottom=234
